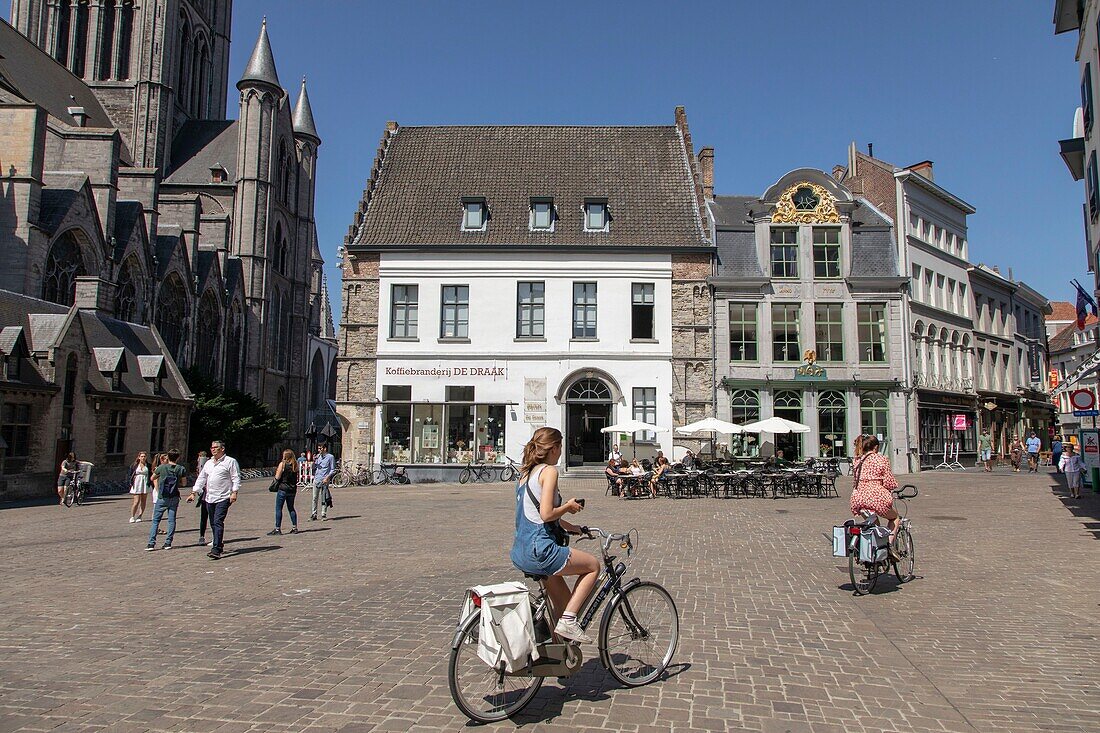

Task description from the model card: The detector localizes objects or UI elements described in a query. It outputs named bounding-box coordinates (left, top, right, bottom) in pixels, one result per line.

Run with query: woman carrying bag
left=267, top=449, right=299, bottom=536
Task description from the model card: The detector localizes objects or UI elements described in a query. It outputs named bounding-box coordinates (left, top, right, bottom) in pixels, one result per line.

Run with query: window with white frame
left=633, top=387, right=657, bottom=441
left=584, top=201, right=608, bottom=231
left=461, top=199, right=487, bottom=231
left=440, top=285, right=469, bottom=339
left=812, top=228, right=841, bottom=278
left=814, top=303, right=844, bottom=362
left=530, top=199, right=553, bottom=231
left=516, top=281, right=545, bottom=338
left=770, top=228, right=798, bottom=278
left=631, top=283, right=655, bottom=340
left=572, top=282, right=597, bottom=338
left=390, top=284, right=418, bottom=339
left=772, top=303, right=800, bottom=362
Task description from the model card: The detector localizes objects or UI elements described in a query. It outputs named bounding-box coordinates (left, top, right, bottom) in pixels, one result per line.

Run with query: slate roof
left=155, top=229, right=185, bottom=278
left=137, top=355, right=166, bottom=379
left=710, top=196, right=758, bottom=230
left=37, top=174, right=93, bottom=235
left=112, top=200, right=146, bottom=258
left=78, top=311, right=189, bottom=400
left=715, top=229, right=764, bottom=278
left=238, top=19, right=280, bottom=89
left=349, top=124, right=708, bottom=248
left=849, top=228, right=900, bottom=278
left=292, top=78, right=319, bottom=141
left=27, top=314, right=68, bottom=351
left=0, top=326, right=26, bottom=356
left=92, top=347, right=125, bottom=373
left=164, top=120, right=238, bottom=184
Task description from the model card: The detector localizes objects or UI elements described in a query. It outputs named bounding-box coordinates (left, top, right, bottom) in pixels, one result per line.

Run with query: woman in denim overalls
left=510, top=427, right=600, bottom=643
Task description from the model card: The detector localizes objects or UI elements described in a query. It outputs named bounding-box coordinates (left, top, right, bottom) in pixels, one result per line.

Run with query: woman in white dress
left=129, top=451, right=150, bottom=522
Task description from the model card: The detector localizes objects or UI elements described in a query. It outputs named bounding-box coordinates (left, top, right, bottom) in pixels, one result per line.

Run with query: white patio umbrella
left=676, top=417, right=744, bottom=458
left=601, top=420, right=666, bottom=460
left=739, top=417, right=811, bottom=459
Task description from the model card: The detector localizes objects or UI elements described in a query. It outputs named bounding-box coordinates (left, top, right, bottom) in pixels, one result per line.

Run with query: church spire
left=237, top=17, right=281, bottom=91
left=320, top=276, right=336, bottom=341
left=292, top=77, right=320, bottom=143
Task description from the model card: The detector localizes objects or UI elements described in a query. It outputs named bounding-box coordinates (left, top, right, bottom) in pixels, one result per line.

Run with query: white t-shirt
left=521, top=464, right=558, bottom=524
left=608, top=450, right=622, bottom=461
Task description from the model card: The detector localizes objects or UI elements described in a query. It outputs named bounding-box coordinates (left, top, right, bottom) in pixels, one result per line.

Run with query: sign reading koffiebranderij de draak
left=383, top=365, right=508, bottom=380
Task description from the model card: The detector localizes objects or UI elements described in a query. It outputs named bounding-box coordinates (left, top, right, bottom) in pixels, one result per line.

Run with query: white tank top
left=521, top=464, right=556, bottom=524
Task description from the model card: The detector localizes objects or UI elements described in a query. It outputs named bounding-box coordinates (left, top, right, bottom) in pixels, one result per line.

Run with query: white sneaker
left=207, top=541, right=213, bottom=547
left=129, top=517, right=136, bottom=523
left=135, top=517, right=142, bottom=522
left=553, top=617, right=592, bottom=644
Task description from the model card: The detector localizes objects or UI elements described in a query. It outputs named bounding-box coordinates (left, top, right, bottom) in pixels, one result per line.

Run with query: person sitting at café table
left=649, top=455, right=671, bottom=497
left=681, top=449, right=696, bottom=469
left=774, top=449, right=791, bottom=467
left=604, top=459, right=625, bottom=495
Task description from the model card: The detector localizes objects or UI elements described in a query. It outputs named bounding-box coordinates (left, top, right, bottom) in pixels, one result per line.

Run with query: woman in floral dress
left=849, top=435, right=901, bottom=553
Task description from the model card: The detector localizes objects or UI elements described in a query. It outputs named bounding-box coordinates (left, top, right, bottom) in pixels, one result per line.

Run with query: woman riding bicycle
left=850, top=434, right=901, bottom=557
left=510, top=427, right=600, bottom=643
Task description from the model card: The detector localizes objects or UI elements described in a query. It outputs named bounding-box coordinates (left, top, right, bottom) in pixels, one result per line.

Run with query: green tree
left=183, top=369, right=290, bottom=467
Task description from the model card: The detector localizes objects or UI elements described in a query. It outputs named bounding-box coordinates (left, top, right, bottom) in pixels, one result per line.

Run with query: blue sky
left=4, top=1, right=1086, bottom=312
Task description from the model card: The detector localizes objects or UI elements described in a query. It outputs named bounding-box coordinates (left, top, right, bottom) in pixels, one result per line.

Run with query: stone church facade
left=0, top=1, right=335, bottom=496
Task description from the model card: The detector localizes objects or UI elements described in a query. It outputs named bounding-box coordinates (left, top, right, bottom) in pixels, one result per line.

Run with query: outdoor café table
left=621, top=472, right=651, bottom=499
left=710, top=473, right=740, bottom=498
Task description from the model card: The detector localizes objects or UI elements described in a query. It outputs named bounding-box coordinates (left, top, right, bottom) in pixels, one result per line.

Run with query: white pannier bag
left=831, top=526, right=847, bottom=557
left=859, top=525, right=891, bottom=563
left=459, top=582, right=539, bottom=673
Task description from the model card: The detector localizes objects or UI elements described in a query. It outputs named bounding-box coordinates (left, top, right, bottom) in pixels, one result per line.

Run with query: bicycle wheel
left=892, top=526, right=915, bottom=583
left=396, top=473, right=410, bottom=485
left=600, top=581, right=679, bottom=687
left=459, top=468, right=471, bottom=484
left=848, top=554, right=878, bottom=595
left=372, top=469, right=387, bottom=485
left=63, top=484, right=75, bottom=507
left=448, top=610, right=542, bottom=723
left=74, top=485, right=85, bottom=506
left=331, top=471, right=349, bottom=489
left=499, top=465, right=518, bottom=483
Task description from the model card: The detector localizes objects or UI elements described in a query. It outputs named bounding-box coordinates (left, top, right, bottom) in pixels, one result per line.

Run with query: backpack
left=160, top=465, right=183, bottom=499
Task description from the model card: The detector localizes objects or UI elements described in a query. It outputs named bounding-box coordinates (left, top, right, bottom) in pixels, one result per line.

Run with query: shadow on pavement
left=226, top=545, right=281, bottom=556
left=1048, top=474, right=1100, bottom=540
left=320, top=515, right=361, bottom=521
left=225, top=536, right=259, bottom=544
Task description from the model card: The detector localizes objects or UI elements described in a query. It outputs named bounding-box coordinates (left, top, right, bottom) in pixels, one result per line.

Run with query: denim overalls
left=509, top=465, right=571, bottom=577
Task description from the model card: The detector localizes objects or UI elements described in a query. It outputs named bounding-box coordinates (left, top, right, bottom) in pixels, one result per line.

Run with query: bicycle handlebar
left=893, top=484, right=918, bottom=499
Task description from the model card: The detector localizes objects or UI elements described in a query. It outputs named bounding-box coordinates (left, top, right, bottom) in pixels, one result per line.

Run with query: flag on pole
left=1073, top=279, right=1098, bottom=330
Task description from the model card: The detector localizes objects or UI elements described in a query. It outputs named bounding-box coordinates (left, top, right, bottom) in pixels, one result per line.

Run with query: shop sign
left=524, top=378, right=546, bottom=424
left=1081, top=429, right=1100, bottom=470
left=951, top=414, right=969, bottom=431
left=383, top=364, right=508, bottom=380
left=793, top=350, right=827, bottom=381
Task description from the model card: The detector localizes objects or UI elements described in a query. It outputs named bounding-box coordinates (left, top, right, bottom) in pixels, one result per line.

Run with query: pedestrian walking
left=1060, top=444, right=1085, bottom=499
left=1009, top=435, right=1024, bottom=473
left=57, top=452, right=79, bottom=505
left=268, top=449, right=299, bottom=535
left=144, top=450, right=187, bottom=551
left=1052, top=435, right=1064, bottom=474
left=196, top=450, right=209, bottom=474
left=310, top=442, right=335, bottom=521
left=150, top=452, right=167, bottom=504
left=1026, top=432, right=1042, bottom=473
left=128, top=451, right=150, bottom=522
left=194, top=452, right=210, bottom=545
left=188, top=440, right=240, bottom=559
left=978, top=429, right=993, bottom=472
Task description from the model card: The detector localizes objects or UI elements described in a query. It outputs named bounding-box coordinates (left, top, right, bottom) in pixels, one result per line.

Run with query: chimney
left=67, top=106, right=88, bottom=127
left=867, top=142, right=873, bottom=158
left=909, top=160, right=934, bottom=181
left=385, top=120, right=398, bottom=133
left=698, top=147, right=714, bottom=199
left=73, top=276, right=116, bottom=313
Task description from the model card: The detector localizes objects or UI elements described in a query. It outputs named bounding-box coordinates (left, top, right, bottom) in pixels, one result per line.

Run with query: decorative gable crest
left=770, top=182, right=840, bottom=224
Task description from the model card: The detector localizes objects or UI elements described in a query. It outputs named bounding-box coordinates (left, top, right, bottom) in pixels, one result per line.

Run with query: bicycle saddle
left=522, top=572, right=547, bottom=582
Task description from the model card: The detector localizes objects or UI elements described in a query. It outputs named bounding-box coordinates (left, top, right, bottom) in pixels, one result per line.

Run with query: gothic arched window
left=279, top=293, right=291, bottom=371
left=116, top=1, right=134, bottom=80
left=309, top=351, right=325, bottom=410
left=155, top=274, right=189, bottom=362
left=54, top=0, right=71, bottom=63
left=71, top=0, right=89, bottom=77
left=276, top=386, right=288, bottom=418
left=192, top=36, right=209, bottom=116
left=176, top=13, right=192, bottom=112
left=97, top=0, right=116, bottom=80
left=114, top=256, right=142, bottom=322
left=194, top=291, right=221, bottom=378
left=42, top=231, right=86, bottom=306
left=225, top=301, right=243, bottom=390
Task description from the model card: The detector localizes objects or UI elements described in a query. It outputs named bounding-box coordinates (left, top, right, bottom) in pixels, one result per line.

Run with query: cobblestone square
left=0, top=469, right=1098, bottom=732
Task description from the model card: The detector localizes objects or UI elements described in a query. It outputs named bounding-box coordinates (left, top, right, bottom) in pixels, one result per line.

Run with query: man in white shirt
left=608, top=444, right=622, bottom=462
left=188, top=440, right=240, bottom=559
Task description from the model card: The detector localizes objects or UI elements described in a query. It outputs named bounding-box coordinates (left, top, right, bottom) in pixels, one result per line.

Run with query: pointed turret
left=293, top=77, right=321, bottom=144
left=320, top=276, right=336, bottom=341
left=237, top=18, right=281, bottom=92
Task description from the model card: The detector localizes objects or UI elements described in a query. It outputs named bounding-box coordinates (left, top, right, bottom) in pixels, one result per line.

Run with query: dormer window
left=530, top=199, right=554, bottom=231
left=210, top=165, right=227, bottom=183
left=462, top=199, right=487, bottom=231
left=584, top=201, right=609, bottom=232
left=5, top=355, right=19, bottom=381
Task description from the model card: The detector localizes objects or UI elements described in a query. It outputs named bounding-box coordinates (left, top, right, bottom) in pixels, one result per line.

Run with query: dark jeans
left=1053, top=451, right=1063, bottom=472
left=275, top=489, right=298, bottom=528
left=198, top=500, right=209, bottom=538
left=206, top=499, right=231, bottom=554
left=148, top=496, right=180, bottom=546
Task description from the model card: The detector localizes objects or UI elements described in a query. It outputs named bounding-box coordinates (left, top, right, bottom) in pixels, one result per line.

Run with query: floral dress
left=850, top=452, right=898, bottom=517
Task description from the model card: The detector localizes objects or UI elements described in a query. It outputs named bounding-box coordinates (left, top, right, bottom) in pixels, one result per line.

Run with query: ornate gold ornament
left=803, top=349, right=817, bottom=365
left=770, top=182, right=840, bottom=224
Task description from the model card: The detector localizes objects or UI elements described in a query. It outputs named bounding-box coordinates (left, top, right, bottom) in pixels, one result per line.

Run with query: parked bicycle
left=838, top=484, right=917, bottom=595
left=372, top=462, right=410, bottom=485
left=331, top=462, right=372, bottom=488
left=448, top=526, right=679, bottom=723
left=459, top=461, right=497, bottom=484
left=62, top=471, right=86, bottom=507
left=498, top=455, right=521, bottom=483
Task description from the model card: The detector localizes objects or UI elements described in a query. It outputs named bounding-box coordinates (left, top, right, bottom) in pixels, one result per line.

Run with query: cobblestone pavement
left=0, top=468, right=1098, bottom=732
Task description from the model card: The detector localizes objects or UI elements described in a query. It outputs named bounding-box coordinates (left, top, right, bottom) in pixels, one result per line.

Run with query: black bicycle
left=459, top=461, right=497, bottom=484
left=372, top=462, right=410, bottom=485
left=498, top=455, right=521, bottom=483
left=448, top=527, right=679, bottom=723
left=62, top=471, right=86, bottom=507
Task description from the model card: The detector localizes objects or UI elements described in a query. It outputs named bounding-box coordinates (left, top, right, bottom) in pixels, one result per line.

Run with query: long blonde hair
left=521, top=427, right=563, bottom=478
left=280, top=449, right=296, bottom=469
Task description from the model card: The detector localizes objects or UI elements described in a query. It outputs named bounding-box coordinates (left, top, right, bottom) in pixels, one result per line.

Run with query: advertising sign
left=523, top=378, right=546, bottom=425
left=1080, top=429, right=1100, bottom=470
left=951, top=414, right=969, bottom=431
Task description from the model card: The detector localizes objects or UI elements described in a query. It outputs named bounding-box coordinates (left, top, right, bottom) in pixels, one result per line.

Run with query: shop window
left=572, top=282, right=597, bottom=338
left=517, top=282, right=544, bottom=338
left=631, top=283, right=655, bottom=340
left=812, top=228, right=841, bottom=278
left=446, top=386, right=474, bottom=402
left=729, top=390, right=759, bottom=455
left=860, top=390, right=889, bottom=441
left=383, top=385, right=412, bottom=401
left=446, top=403, right=475, bottom=464
left=412, top=403, right=444, bottom=464
left=391, top=284, right=419, bottom=339
left=818, top=390, right=847, bottom=458
left=728, top=303, right=758, bottom=361
left=772, top=303, right=800, bottom=362
left=475, top=404, right=507, bottom=461
left=0, top=403, right=31, bottom=474
left=773, top=390, right=802, bottom=459
left=632, top=387, right=657, bottom=441
left=382, top=402, right=411, bottom=462
left=770, top=228, right=798, bottom=278
left=858, top=303, right=887, bottom=363
left=106, top=409, right=128, bottom=459
left=440, top=285, right=469, bottom=339
left=814, top=303, right=844, bottom=362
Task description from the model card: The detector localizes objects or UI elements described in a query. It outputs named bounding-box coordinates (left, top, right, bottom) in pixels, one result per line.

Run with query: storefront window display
left=818, top=390, right=847, bottom=457
left=381, top=384, right=508, bottom=465
left=729, top=389, right=759, bottom=456
left=774, top=389, right=803, bottom=459
left=413, top=403, right=444, bottom=463
left=475, top=404, right=507, bottom=462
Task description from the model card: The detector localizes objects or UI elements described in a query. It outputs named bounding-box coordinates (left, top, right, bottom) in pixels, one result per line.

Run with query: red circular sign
left=1070, top=389, right=1096, bottom=410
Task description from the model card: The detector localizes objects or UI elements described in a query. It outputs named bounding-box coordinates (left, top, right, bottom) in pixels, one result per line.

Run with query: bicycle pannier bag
left=459, top=582, right=539, bottom=672
left=831, top=526, right=847, bottom=557
left=859, top=525, right=890, bottom=563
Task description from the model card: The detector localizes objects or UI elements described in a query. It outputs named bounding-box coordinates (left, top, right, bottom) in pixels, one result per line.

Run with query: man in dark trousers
left=188, top=440, right=240, bottom=559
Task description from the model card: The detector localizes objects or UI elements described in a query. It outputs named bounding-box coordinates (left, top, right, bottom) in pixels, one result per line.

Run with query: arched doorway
left=563, top=378, right=614, bottom=467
